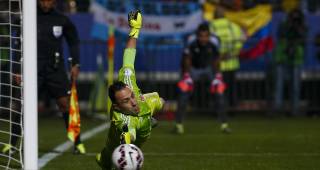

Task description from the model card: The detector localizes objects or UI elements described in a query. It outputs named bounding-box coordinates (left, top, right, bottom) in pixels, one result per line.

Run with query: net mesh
left=0, top=0, right=23, bottom=169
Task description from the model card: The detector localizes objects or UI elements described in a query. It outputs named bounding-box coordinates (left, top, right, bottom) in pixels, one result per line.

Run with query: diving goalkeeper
left=96, top=10, right=164, bottom=169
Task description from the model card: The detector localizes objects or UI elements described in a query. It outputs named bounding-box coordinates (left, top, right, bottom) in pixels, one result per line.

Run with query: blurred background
left=1, top=0, right=318, bottom=169
left=49, top=0, right=320, bottom=119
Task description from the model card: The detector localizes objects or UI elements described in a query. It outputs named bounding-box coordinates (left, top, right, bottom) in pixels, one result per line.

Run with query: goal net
left=0, top=0, right=23, bottom=169
left=0, top=0, right=37, bottom=169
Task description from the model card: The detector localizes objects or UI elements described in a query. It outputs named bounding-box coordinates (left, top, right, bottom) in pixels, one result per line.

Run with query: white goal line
left=38, top=122, right=110, bottom=169
left=83, top=152, right=320, bottom=157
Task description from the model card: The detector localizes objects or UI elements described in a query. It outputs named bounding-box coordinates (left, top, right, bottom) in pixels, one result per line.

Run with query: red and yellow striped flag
left=68, top=81, right=81, bottom=142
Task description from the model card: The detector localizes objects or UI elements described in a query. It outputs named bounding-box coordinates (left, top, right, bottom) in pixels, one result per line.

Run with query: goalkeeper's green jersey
left=107, top=48, right=163, bottom=145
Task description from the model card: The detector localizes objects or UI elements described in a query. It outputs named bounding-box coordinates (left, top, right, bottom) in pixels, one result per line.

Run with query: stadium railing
left=69, top=39, right=320, bottom=115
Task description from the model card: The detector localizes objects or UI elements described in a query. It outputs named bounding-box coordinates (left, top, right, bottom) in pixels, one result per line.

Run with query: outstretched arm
left=122, top=10, right=142, bottom=68
left=119, top=10, right=142, bottom=94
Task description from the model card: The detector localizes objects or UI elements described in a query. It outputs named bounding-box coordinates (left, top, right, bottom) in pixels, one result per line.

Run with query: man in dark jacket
left=2, top=0, right=86, bottom=154
left=175, top=23, right=230, bottom=134
left=38, top=0, right=85, bottom=154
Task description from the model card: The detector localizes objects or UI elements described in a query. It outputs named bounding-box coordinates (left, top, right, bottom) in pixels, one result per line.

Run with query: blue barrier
left=66, top=13, right=320, bottom=73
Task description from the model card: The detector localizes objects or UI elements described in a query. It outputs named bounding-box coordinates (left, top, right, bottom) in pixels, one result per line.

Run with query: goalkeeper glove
left=120, top=124, right=131, bottom=144
left=120, top=132, right=131, bottom=144
left=128, top=10, right=142, bottom=39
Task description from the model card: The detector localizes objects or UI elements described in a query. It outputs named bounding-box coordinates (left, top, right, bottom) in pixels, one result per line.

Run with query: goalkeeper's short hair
left=108, top=81, right=127, bottom=103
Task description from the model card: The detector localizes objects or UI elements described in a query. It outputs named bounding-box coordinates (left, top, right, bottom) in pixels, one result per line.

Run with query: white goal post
left=23, top=0, right=38, bottom=169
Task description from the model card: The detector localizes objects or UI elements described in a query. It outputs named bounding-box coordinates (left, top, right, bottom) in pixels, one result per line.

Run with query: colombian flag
left=68, top=81, right=81, bottom=142
left=204, top=4, right=274, bottom=59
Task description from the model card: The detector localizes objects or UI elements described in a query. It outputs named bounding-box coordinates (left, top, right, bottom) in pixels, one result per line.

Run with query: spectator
left=209, top=6, right=245, bottom=113
left=174, top=23, right=231, bottom=134
left=272, top=8, right=307, bottom=116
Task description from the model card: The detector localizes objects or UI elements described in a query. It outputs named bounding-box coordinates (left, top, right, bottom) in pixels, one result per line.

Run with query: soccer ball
left=112, top=144, right=144, bottom=170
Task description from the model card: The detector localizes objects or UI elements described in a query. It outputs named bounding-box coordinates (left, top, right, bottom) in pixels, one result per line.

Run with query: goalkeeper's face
left=114, top=87, right=140, bottom=115
left=39, top=0, right=55, bottom=13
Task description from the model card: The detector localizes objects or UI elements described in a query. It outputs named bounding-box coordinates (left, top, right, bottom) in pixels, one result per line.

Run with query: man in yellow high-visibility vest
left=210, top=6, right=245, bottom=110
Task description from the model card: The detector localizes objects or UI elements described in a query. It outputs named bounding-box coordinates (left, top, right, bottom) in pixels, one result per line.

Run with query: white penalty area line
left=38, top=122, right=110, bottom=169
left=83, top=152, right=320, bottom=157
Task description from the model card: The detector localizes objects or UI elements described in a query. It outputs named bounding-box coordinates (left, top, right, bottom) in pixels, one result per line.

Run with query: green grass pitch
left=2, top=114, right=320, bottom=169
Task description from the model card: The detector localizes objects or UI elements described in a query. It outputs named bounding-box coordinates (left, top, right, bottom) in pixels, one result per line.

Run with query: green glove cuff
left=129, top=28, right=140, bottom=39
